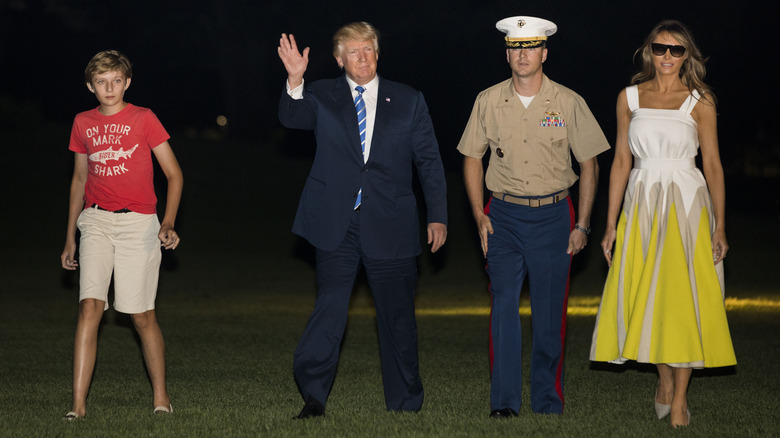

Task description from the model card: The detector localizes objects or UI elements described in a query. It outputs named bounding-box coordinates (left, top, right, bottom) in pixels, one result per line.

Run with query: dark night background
left=1, top=0, right=778, bottom=272
left=2, top=5, right=780, bottom=434
left=3, top=1, right=779, bottom=157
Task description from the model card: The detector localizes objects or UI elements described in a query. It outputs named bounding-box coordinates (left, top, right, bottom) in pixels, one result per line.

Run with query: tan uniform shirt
left=457, top=75, right=610, bottom=196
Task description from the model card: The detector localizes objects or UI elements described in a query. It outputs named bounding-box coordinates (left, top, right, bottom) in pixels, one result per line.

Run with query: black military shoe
left=489, top=408, right=518, bottom=418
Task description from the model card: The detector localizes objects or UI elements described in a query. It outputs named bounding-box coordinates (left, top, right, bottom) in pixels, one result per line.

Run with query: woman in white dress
left=589, top=20, right=736, bottom=428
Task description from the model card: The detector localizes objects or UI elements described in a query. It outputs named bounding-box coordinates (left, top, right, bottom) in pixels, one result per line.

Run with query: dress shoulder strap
left=625, top=85, right=639, bottom=111
left=680, top=89, right=701, bottom=115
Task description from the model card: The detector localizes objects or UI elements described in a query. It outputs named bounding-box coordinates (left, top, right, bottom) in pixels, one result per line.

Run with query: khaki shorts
left=77, top=206, right=162, bottom=314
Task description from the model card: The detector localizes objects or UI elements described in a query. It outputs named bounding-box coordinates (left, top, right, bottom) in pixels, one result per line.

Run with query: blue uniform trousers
left=486, top=196, right=573, bottom=414
left=293, top=211, right=423, bottom=411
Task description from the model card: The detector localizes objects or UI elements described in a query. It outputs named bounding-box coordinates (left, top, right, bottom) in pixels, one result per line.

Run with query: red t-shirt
left=69, top=104, right=170, bottom=214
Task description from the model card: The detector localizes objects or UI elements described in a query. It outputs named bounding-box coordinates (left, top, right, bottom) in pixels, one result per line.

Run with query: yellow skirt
left=590, top=182, right=736, bottom=368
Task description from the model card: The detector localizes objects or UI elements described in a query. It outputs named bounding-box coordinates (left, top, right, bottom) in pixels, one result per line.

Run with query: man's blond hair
left=332, top=22, right=380, bottom=58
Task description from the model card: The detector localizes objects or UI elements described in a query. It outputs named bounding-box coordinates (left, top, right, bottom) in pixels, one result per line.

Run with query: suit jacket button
left=496, top=148, right=504, bottom=158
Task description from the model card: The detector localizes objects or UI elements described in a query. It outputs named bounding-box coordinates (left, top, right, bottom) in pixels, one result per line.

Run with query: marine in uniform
left=457, top=16, right=610, bottom=417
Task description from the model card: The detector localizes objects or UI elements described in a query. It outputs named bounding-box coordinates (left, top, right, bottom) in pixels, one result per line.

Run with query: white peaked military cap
left=496, top=16, right=557, bottom=48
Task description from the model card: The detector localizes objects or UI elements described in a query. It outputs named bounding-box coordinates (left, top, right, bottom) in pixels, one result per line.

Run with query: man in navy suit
left=277, top=21, right=447, bottom=419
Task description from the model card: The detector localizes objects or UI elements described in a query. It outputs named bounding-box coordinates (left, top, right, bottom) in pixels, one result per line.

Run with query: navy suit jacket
left=278, top=75, right=447, bottom=259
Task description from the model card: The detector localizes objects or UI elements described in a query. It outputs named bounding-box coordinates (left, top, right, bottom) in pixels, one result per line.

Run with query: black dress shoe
left=294, top=397, right=325, bottom=419
left=489, top=408, right=518, bottom=418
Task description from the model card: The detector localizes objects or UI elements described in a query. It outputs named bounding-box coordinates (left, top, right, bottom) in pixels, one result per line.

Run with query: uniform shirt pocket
left=536, top=126, right=568, bottom=161
left=486, top=125, right=513, bottom=156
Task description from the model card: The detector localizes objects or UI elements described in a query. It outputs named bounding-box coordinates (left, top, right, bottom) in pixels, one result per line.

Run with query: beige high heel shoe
left=654, top=389, right=671, bottom=419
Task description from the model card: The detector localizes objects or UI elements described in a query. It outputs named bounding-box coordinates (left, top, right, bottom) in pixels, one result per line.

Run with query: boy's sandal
left=153, top=404, right=173, bottom=415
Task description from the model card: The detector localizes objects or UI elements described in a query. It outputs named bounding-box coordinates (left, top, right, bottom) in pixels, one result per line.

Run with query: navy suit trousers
left=293, top=210, right=423, bottom=411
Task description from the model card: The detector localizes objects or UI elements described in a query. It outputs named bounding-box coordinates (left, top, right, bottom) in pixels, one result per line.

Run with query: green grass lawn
left=1, top=133, right=778, bottom=436
left=1, top=245, right=779, bottom=437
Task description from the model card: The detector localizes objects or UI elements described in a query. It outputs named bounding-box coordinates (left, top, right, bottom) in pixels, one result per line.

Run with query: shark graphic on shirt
left=88, top=144, right=139, bottom=165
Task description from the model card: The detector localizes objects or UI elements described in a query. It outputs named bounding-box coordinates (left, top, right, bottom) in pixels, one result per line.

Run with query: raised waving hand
left=278, top=33, right=309, bottom=89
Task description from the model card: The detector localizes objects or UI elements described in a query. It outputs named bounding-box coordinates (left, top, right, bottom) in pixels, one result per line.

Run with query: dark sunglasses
left=651, top=43, right=686, bottom=58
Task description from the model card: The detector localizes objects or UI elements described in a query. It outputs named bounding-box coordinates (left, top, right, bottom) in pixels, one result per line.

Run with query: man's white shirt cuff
left=286, top=79, right=305, bottom=100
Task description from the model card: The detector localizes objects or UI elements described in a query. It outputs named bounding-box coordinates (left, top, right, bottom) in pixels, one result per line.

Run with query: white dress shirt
left=287, top=75, right=379, bottom=163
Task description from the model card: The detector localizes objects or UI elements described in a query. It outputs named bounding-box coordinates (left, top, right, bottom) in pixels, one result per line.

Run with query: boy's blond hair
left=84, top=50, right=133, bottom=84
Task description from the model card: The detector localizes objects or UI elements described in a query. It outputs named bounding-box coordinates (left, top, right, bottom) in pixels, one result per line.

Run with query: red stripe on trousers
left=555, top=197, right=575, bottom=409
left=484, top=198, right=495, bottom=373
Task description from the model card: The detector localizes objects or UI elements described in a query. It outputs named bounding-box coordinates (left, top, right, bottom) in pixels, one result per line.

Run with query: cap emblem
left=517, top=19, right=526, bottom=28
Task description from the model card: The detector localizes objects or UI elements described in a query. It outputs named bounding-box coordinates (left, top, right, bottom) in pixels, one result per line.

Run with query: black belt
left=93, top=204, right=132, bottom=213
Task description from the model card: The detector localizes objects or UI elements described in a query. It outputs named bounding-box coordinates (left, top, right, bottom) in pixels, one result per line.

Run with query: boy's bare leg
left=71, top=298, right=105, bottom=417
left=131, top=309, right=171, bottom=409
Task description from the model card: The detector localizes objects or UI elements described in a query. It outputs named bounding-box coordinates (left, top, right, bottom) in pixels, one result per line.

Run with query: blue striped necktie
left=354, top=85, right=366, bottom=209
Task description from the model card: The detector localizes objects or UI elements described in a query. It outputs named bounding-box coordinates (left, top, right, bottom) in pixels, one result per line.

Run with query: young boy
left=60, top=50, right=183, bottom=419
